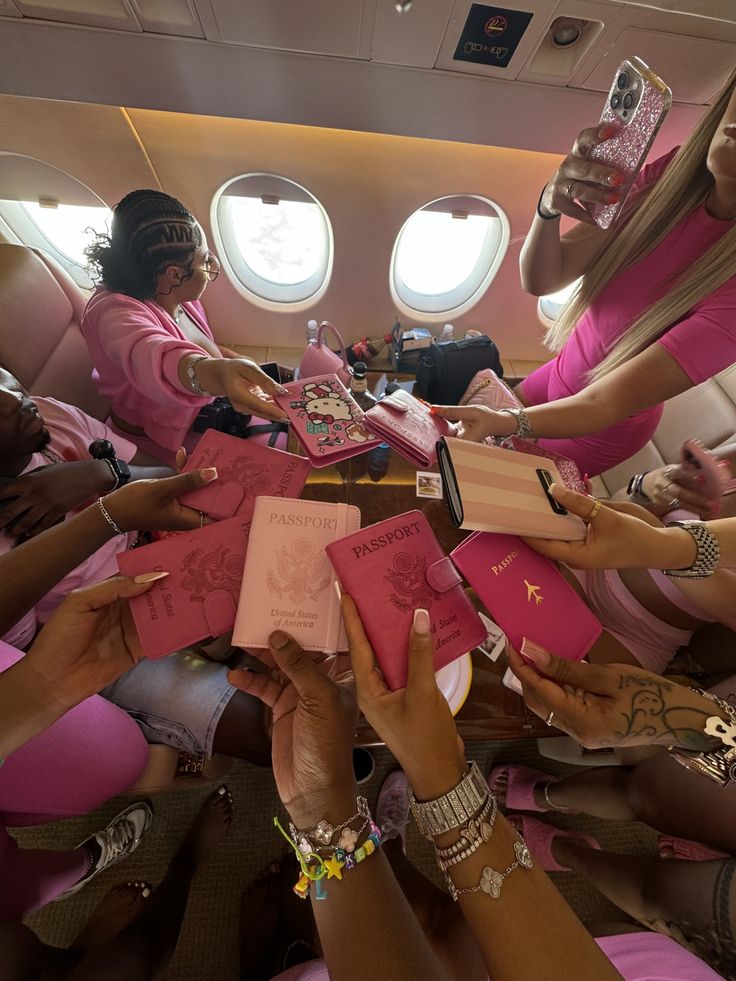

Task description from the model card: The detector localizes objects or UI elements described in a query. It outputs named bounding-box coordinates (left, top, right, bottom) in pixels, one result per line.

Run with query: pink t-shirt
left=81, top=290, right=215, bottom=456
left=524, top=148, right=736, bottom=475
left=1, top=398, right=136, bottom=650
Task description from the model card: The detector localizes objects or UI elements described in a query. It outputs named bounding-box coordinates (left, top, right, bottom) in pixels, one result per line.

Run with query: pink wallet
left=274, top=374, right=380, bottom=467
left=362, top=389, right=456, bottom=468
left=178, top=430, right=311, bottom=520
left=117, top=516, right=251, bottom=659
left=233, top=496, right=361, bottom=652
left=326, top=510, right=487, bottom=690
left=451, top=532, right=602, bottom=661
left=501, top=437, right=587, bottom=495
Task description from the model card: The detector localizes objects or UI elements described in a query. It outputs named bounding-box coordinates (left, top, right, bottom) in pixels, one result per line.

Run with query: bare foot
left=70, top=882, right=151, bottom=949
left=185, top=785, right=234, bottom=866
left=239, top=862, right=281, bottom=981
left=493, top=770, right=558, bottom=811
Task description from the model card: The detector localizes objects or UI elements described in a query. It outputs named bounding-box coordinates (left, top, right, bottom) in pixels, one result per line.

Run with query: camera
left=193, top=397, right=250, bottom=434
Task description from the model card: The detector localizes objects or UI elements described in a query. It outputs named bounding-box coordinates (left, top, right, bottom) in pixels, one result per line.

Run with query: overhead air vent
left=523, top=15, right=604, bottom=79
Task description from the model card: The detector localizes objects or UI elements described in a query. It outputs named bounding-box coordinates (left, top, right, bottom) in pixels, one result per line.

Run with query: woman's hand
left=344, top=597, right=465, bottom=800
left=25, top=575, right=158, bottom=710
left=199, top=357, right=288, bottom=423
left=508, top=642, right=727, bottom=751
left=104, top=468, right=218, bottom=533
left=640, top=463, right=717, bottom=518
left=430, top=404, right=516, bottom=442
left=228, top=631, right=358, bottom=828
left=523, top=483, right=696, bottom=570
left=540, top=124, right=625, bottom=224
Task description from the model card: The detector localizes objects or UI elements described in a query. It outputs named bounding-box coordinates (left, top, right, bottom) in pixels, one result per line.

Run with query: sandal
left=488, top=764, right=576, bottom=814
left=506, top=814, right=599, bottom=872
left=657, top=835, right=732, bottom=862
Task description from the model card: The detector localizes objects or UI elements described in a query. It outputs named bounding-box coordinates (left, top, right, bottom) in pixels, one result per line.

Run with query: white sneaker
left=55, top=801, right=153, bottom=901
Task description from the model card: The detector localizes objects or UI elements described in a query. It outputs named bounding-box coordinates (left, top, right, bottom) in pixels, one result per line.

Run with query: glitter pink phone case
left=586, top=56, right=671, bottom=229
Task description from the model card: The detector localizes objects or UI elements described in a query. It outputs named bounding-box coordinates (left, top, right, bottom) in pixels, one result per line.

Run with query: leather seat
left=592, top=364, right=736, bottom=496
left=0, top=243, right=108, bottom=418
left=0, top=243, right=233, bottom=793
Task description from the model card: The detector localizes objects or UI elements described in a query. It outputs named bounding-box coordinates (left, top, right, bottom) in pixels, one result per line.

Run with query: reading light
left=551, top=17, right=583, bottom=48
left=38, top=197, right=59, bottom=209
left=395, top=0, right=412, bottom=11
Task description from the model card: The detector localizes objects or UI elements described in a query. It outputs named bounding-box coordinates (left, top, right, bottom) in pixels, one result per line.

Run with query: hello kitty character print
left=289, top=378, right=373, bottom=453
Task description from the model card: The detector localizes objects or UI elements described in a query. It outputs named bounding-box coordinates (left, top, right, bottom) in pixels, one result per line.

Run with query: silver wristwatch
left=500, top=407, right=533, bottom=440
left=669, top=690, right=736, bottom=787
left=409, top=761, right=489, bottom=838
left=663, top=520, right=720, bottom=580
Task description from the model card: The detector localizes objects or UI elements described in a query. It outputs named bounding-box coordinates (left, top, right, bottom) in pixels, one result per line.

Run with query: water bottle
left=306, top=319, right=319, bottom=345
left=464, top=329, right=482, bottom=339
left=438, top=323, right=454, bottom=342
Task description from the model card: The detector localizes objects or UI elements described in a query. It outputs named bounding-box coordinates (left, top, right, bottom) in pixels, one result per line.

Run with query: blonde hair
left=546, top=68, right=736, bottom=382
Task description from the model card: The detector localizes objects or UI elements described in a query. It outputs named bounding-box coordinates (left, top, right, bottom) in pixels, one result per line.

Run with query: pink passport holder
left=233, top=496, right=361, bottom=652
left=450, top=532, right=602, bottom=662
left=117, top=516, right=251, bottom=659
left=362, top=389, right=456, bottom=468
left=274, top=374, right=380, bottom=467
left=178, top=430, right=311, bottom=520
left=501, top=437, right=587, bottom=495
left=326, top=510, right=487, bottom=690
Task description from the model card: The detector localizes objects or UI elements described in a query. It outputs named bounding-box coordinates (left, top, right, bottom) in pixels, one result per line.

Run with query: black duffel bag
left=415, top=335, right=503, bottom=405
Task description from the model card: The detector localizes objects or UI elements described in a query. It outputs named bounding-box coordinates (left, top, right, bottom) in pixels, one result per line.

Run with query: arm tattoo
left=609, top=674, right=720, bottom=750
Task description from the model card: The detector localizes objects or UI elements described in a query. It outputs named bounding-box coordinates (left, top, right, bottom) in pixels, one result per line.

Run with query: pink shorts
left=569, top=566, right=693, bottom=673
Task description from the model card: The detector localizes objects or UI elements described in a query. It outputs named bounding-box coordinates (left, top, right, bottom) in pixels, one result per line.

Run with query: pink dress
left=81, top=289, right=215, bottom=460
left=521, top=148, right=736, bottom=476
left=0, top=398, right=137, bottom=651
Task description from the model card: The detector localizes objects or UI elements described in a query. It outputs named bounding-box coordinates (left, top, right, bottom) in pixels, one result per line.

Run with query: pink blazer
left=81, top=289, right=216, bottom=454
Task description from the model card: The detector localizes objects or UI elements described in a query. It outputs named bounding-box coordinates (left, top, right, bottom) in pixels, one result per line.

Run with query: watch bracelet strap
left=409, top=761, right=489, bottom=838
left=663, top=520, right=720, bottom=579
left=101, top=457, right=120, bottom=491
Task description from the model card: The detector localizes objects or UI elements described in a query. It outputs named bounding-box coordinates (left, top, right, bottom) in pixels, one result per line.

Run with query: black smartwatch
left=88, top=439, right=131, bottom=491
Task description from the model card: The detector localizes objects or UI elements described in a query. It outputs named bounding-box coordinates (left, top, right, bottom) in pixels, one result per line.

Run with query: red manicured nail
left=608, top=172, right=625, bottom=187
left=599, top=124, right=618, bottom=139
left=583, top=473, right=589, bottom=483
left=606, top=193, right=621, bottom=204
left=429, top=406, right=439, bottom=415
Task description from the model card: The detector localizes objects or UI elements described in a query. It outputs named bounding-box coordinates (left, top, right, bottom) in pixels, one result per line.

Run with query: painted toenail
left=217, top=785, right=227, bottom=795
left=142, top=887, right=151, bottom=898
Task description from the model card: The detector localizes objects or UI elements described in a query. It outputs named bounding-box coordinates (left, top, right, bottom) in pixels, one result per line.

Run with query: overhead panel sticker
left=454, top=4, right=533, bottom=69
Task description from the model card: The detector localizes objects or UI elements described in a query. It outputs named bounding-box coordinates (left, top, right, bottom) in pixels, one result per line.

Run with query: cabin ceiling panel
left=12, top=0, right=142, bottom=31
left=0, top=0, right=21, bottom=15
left=195, top=0, right=374, bottom=58
left=129, top=0, right=204, bottom=37
left=371, top=0, right=454, bottom=68
left=0, top=95, right=159, bottom=206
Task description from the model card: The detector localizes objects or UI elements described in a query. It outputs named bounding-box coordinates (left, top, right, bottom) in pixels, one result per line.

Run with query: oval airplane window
left=0, top=153, right=110, bottom=289
left=212, top=174, right=333, bottom=311
left=390, top=195, right=509, bottom=321
left=538, top=278, right=582, bottom=326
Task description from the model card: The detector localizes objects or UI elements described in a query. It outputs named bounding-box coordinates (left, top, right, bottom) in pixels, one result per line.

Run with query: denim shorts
left=102, top=652, right=236, bottom=758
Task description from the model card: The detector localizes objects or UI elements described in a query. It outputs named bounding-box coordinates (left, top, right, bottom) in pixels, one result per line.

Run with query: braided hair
left=85, top=189, right=202, bottom=300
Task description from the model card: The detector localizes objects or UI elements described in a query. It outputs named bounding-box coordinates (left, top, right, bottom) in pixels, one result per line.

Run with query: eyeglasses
left=197, top=254, right=221, bottom=282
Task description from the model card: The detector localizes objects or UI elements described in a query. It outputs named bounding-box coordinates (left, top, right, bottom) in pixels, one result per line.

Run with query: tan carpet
left=17, top=742, right=657, bottom=981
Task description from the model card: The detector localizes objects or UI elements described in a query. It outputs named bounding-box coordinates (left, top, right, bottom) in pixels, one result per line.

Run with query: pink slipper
left=506, top=814, right=600, bottom=872
left=657, top=835, right=732, bottom=862
left=488, top=764, right=577, bottom=814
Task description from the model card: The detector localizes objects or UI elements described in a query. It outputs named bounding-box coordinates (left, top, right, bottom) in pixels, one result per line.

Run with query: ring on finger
left=585, top=499, right=602, bottom=523
left=199, top=510, right=206, bottom=528
left=667, top=496, right=680, bottom=509
left=545, top=710, right=555, bottom=727
left=566, top=181, right=575, bottom=198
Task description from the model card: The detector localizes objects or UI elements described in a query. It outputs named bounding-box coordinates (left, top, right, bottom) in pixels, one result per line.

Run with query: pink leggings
left=0, top=645, right=148, bottom=919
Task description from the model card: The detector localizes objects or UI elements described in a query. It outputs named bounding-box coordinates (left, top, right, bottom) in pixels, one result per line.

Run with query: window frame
left=210, top=172, right=334, bottom=312
left=389, top=194, right=510, bottom=322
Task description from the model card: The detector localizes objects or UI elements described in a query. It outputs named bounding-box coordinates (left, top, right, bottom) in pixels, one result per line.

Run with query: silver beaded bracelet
left=435, top=793, right=498, bottom=873
left=185, top=354, right=216, bottom=398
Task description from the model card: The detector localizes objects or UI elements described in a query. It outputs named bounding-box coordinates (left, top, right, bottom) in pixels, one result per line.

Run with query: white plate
left=435, top=653, right=473, bottom=717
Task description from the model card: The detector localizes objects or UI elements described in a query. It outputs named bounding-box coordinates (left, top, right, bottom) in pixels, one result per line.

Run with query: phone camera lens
left=610, top=93, right=622, bottom=110
left=617, top=71, right=629, bottom=89
left=623, top=92, right=634, bottom=110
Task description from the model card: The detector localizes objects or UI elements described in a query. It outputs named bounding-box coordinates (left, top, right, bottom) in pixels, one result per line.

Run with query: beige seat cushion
left=592, top=364, right=736, bottom=497
left=0, top=243, right=107, bottom=419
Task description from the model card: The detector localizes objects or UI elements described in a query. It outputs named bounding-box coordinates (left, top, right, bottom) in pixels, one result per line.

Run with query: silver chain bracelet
left=445, top=832, right=533, bottom=901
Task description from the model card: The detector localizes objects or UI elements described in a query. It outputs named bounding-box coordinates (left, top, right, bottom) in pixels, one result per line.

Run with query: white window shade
left=390, top=195, right=509, bottom=320
left=212, top=173, right=333, bottom=311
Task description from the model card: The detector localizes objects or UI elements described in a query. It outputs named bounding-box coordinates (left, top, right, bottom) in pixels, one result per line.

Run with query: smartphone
left=681, top=439, right=736, bottom=503
left=259, top=362, right=295, bottom=385
left=585, top=56, right=672, bottom=229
